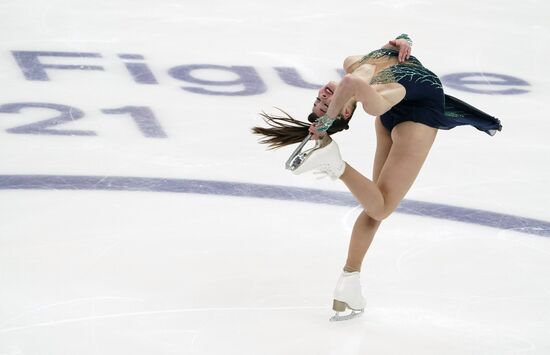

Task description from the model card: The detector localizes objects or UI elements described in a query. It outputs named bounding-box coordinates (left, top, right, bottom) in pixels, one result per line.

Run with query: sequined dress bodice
left=360, top=49, right=442, bottom=93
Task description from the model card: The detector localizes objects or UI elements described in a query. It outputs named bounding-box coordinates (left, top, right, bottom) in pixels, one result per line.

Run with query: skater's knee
left=356, top=188, right=398, bottom=221
left=370, top=189, right=402, bottom=221
left=361, top=212, right=382, bottom=227
left=365, top=204, right=396, bottom=222
left=368, top=211, right=387, bottom=222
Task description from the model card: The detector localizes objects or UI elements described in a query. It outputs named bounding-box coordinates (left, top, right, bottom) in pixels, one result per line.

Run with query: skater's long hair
left=252, top=108, right=353, bottom=150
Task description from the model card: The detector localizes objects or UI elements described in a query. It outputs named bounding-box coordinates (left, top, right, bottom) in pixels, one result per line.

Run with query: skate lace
left=312, top=165, right=333, bottom=180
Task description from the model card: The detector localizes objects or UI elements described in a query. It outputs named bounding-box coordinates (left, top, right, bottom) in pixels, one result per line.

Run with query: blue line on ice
left=1, top=174, right=548, bottom=237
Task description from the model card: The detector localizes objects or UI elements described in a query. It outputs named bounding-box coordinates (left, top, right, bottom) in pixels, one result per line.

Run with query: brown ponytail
left=252, top=108, right=351, bottom=150
left=251, top=108, right=311, bottom=150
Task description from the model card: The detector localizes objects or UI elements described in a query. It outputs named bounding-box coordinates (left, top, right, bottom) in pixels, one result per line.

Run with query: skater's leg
left=331, top=121, right=437, bottom=320
left=345, top=212, right=381, bottom=272
left=339, top=121, right=437, bottom=221
left=344, top=117, right=391, bottom=272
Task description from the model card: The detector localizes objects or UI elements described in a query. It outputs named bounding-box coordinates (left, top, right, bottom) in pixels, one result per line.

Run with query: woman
left=253, top=34, right=501, bottom=321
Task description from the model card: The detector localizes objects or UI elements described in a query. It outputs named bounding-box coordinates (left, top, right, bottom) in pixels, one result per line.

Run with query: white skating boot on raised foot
left=330, top=271, right=366, bottom=322
left=287, top=134, right=345, bottom=180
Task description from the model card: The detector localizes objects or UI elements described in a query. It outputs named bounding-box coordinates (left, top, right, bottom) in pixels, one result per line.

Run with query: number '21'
left=0, top=102, right=167, bottom=138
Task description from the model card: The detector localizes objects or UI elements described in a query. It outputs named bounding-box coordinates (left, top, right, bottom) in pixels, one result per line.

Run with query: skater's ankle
left=343, top=266, right=360, bottom=273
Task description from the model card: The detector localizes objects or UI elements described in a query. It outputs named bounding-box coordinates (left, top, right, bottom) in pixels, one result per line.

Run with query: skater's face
left=312, top=81, right=337, bottom=117
left=312, top=81, right=355, bottom=120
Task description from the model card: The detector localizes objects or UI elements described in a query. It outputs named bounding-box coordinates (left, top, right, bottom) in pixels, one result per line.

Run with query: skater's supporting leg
left=344, top=117, right=390, bottom=272
left=345, top=212, right=381, bottom=272
left=333, top=120, right=436, bottom=320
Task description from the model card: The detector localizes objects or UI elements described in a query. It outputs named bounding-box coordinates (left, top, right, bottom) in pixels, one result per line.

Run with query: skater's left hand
left=388, top=39, right=411, bottom=63
left=309, top=114, right=335, bottom=139
left=308, top=123, right=325, bottom=140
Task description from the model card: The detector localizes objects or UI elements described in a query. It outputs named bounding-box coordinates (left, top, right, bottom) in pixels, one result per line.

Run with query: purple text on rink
left=12, top=50, right=530, bottom=96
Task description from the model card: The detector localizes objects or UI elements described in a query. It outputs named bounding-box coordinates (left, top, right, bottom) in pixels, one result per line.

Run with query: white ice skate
left=285, top=134, right=345, bottom=180
left=329, top=271, right=366, bottom=322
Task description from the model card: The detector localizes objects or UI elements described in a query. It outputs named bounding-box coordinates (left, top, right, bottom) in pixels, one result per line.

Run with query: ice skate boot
left=285, top=134, right=345, bottom=180
left=329, top=271, right=366, bottom=322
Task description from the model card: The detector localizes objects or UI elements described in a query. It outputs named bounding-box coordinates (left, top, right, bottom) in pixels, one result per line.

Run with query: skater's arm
left=309, top=73, right=405, bottom=137
left=343, top=55, right=366, bottom=74
left=344, top=34, right=413, bottom=73
left=330, top=71, right=405, bottom=117
left=382, top=33, right=412, bottom=63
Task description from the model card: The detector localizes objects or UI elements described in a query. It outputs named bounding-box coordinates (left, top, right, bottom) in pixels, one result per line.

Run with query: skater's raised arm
left=344, top=34, right=413, bottom=73
left=383, top=33, right=412, bottom=63
left=310, top=72, right=405, bottom=137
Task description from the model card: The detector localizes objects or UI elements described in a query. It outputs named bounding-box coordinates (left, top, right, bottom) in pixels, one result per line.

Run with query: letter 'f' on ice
left=12, top=51, right=104, bottom=81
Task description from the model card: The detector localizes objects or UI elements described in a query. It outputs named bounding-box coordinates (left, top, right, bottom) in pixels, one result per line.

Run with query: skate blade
left=285, top=134, right=315, bottom=171
left=285, top=134, right=330, bottom=171
left=329, top=300, right=364, bottom=322
left=329, top=310, right=364, bottom=322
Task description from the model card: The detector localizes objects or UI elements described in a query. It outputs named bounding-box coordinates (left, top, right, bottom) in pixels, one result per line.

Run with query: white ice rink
left=1, top=0, right=549, bottom=354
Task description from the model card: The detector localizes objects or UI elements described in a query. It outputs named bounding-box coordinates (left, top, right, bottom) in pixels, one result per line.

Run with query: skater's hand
left=309, top=114, right=335, bottom=139
left=308, top=123, right=325, bottom=140
left=388, top=39, right=411, bottom=63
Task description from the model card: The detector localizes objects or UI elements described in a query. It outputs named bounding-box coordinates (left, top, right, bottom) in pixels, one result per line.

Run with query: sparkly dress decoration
left=362, top=48, right=502, bottom=135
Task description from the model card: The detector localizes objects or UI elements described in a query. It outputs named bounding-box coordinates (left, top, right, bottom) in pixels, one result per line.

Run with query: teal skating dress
left=363, top=48, right=502, bottom=135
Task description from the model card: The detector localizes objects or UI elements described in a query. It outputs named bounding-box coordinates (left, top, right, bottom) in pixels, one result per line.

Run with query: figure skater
left=252, top=34, right=501, bottom=321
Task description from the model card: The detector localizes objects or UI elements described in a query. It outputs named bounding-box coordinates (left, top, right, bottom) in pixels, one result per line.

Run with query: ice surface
left=1, top=0, right=549, bottom=354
